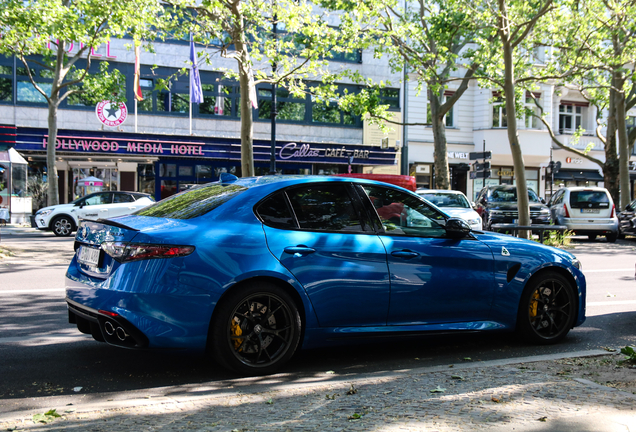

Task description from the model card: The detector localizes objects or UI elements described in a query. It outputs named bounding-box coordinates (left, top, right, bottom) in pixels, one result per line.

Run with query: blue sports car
left=66, top=175, right=586, bottom=375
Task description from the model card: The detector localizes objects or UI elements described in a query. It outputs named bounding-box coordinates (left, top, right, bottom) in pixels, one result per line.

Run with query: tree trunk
left=615, top=72, right=631, bottom=209
left=604, top=80, right=620, bottom=205
left=231, top=5, right=255, bottom=178
left=500, top=24, right=530, bottom=238
left=46, top=101, right=60, bottom=206
left=238, top=65, right=255, bottom=177
left=429, top=89, right=450, bottom=190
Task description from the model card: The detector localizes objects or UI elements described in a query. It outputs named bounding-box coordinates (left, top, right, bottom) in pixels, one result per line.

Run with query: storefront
left=12, top=127, right=398, bottom=203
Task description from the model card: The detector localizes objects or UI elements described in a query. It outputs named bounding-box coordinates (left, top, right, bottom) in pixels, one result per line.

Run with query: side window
left=84, top=193, right=112, bottom=206
left=361, top=185, right=446, bottom=237
left=256, top=192, right=298, bottom=229
left=113, top=194, right=135, bottom=203
left=286, top=183, right=366, bottom=232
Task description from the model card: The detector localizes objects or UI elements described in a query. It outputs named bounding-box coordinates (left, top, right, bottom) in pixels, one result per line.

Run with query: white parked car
left=416, top=189, right=483, bottom=230
left=32, top=191, right=155, bottom=236
left=546, top=186, right=618, bottom=242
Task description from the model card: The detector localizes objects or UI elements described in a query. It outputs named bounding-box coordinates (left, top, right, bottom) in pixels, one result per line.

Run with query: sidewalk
left=1, top=351, right=634, bottom=432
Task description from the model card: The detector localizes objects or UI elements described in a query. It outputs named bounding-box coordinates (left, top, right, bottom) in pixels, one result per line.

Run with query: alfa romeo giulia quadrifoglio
left=66, top=175, right=586, bottom=375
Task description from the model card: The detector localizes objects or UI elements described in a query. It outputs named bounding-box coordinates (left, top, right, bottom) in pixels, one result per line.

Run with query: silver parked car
left=546, top=186, right=618, bottom=242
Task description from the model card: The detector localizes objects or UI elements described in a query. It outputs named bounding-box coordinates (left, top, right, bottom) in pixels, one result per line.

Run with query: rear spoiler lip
left=94, top=218, right=140, bottom=232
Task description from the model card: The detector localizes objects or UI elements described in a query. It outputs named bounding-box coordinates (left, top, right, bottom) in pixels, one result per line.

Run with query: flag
left=133, top=43, right=143, bottom=102
left=247, top=68, right=258, bottom=109
left=215, top=85, right=224, bottom=115
left=189, top=35, right=204, bottom=104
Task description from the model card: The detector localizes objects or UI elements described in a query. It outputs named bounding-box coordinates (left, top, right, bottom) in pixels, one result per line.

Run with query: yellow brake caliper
left=231, top=318, right=243, bottom=351
left=529, top=290, right=540, bottom=318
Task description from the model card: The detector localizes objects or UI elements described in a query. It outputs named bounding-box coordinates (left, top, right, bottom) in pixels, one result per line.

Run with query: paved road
left=0, top=227, right=635, bottom=417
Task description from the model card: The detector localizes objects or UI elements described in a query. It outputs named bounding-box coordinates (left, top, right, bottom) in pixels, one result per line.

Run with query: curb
left=0, top=349, right=616, bottom=424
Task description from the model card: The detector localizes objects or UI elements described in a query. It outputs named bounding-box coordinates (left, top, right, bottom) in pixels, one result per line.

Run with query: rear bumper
left=67, top=299, right=149, bottom=349
left=65, top=263, right=212, bottom=351
left=561, top=218, right=618, bottom=234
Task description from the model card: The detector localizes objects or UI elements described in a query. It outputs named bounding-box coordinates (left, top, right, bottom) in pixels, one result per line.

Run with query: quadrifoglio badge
left=95, top=101, right=128, bottom=127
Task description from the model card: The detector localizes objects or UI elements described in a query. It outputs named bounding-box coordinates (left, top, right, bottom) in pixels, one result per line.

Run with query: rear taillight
left=611, top=204, right=616, bottom=218
left=563, top=203, right=570, bottom=218
left=101, top=242, right=195, bottom=263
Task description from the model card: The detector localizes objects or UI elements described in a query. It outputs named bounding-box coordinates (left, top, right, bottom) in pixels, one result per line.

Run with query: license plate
left=581, top=209, right=600, bottom=213
left=77, top=246, right=100, bottom=267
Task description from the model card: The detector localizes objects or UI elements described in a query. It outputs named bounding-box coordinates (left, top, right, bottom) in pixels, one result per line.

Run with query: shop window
left=179, top=165, right=193, bottom=177
left=196, top=165, right=212, bottom=182
left=160, top=164, right=177, bottom=178
left=138, top=164, right=155, bottom=195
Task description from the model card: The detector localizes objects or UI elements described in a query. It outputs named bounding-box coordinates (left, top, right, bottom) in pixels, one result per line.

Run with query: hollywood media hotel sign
left=42, top=136, right=205, bottom=156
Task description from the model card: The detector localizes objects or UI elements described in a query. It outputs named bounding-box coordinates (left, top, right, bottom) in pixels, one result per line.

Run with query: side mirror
left=446, top=217, right=471, bottom=239
left=541, top=198, right=546, bottom=204
left=471, top=201, right=477, bottom=209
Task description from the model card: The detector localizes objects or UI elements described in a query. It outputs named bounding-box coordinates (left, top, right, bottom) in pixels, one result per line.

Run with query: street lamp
left=269, top=7, right=278, bottom=175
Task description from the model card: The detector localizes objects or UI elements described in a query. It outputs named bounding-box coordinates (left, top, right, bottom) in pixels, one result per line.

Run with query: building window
left=492, top=97, right=507, bottom=128
left=0, top=64, right=12, bottom=102
left=426, top=93, right=454, bottom=127
left=524, top=95, right=540, bottom=129
left=258, top=86, right=306, bottom=122
left=559, top=103, right=584, bottom=134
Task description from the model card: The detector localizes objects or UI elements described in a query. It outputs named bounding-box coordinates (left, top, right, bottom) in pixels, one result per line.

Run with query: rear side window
left=569, top=191, right=610, bottom=209
left=135, top=184, right=247, bottom=219
left=256, top=193, right=297, bottom=229
left=286, top=184, right=365, bottom=232
left=113, top=194, right=135, bottom=203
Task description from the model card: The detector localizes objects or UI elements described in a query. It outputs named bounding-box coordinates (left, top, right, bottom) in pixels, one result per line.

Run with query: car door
left=357, top=184, right=496, bottom=325
left=259, top=182, right=391, bottom=328
left=618, top=200, right=636, bottom=234
left=75, top=192, right=112, bottom=221
left=109, top=193, right=141, bottom=218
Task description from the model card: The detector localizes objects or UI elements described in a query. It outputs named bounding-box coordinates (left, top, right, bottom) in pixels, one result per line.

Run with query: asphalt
left=1, top=224, right=635, bottom=431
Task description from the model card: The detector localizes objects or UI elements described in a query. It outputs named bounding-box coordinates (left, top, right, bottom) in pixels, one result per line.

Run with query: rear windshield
left=420, top=193, right=470, bottom=208
left=490, top=188, right=541, bottom=203
left=135, top=184, right=247, bottom=219
left=569, top=191, right=610, bottom=209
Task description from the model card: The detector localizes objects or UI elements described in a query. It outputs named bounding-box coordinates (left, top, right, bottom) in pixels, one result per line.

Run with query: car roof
left=417, top=189, right=465, bottom=195
left=225, top=175, right=416, bottom=193
left=559, top=186, right=609, bottom=192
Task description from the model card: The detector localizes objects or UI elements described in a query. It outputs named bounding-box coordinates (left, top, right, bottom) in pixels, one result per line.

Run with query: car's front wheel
left=517, top=271, right=576, bottom=344
left=51, top=216, right=75, bottom=237
left=210, top=282, right=302, bottom=375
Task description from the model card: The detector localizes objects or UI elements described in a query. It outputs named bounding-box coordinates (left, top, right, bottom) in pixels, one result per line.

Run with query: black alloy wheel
left=51, top=216, right=74, bottom=237
left=211, top=282, right=301, bottom=375
left=606, top=232, right=618, bottom=243
left=517, top=271, right=576, bottom=344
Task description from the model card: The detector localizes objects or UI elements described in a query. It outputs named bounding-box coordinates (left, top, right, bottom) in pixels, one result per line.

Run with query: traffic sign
left=474, top=161, right=491, bottom=171
left=469, top=151, right=492, bottom=160
left=470, top=170, right=492, bottom=179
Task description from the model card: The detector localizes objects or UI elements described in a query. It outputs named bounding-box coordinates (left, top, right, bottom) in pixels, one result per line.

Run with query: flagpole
left=135, top=98, right=138, bottom=133
left=189, top=90, right=192, bottom=135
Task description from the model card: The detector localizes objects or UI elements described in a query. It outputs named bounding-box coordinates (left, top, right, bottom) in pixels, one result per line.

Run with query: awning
left=553, top=169, right=603, bottom=181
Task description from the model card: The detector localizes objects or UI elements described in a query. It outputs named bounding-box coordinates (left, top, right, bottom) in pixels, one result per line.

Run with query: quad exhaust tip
left=104, top=321, right=115, bottom=336
left=104, top=321, right=129, bottom=341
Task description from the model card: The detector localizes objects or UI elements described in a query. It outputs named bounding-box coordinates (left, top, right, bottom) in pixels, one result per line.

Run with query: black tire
left=51, top=216, right=75, bottom=237
left=588, top=234, right=597, bottom=241
left=210, top=282, right=302, bottom=375
left=517, top=271, right=576, bottom=344
left=606, top=232, right=617, bottom=243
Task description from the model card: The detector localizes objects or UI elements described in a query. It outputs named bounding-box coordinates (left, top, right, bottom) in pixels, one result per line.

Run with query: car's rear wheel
left=606, top=232, right=617, bottom=243
left=210, top=282, right=302, bottom=375
left=517, top=271, right=576, bottom=344
left=51, top=216, right=75, bottom=237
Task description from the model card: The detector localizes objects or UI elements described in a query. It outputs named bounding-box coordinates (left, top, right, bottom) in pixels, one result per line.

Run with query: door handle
left=391, top=249, right=420, bottom=259
left=284, top=245, right=316, bottom=255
